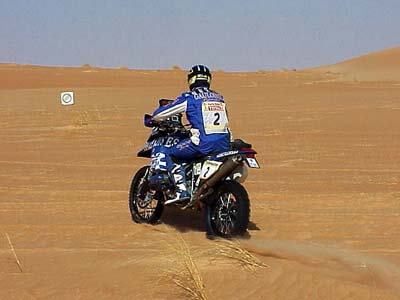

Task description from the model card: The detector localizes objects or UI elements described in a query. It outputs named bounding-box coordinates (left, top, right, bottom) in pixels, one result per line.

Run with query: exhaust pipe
left=186, top=155, right=243, bottom=208
left=203, top=155, right=242, bottom=188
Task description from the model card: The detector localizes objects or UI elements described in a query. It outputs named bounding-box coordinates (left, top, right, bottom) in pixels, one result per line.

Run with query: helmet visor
left=188, top=74, right=211, bottom=85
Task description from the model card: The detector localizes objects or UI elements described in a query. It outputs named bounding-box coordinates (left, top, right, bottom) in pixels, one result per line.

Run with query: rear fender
left=239, top=148, right=257, bottom=158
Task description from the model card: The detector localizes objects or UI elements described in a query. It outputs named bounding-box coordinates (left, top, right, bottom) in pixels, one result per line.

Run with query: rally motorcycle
left=129, top=99, right=260, bottom=237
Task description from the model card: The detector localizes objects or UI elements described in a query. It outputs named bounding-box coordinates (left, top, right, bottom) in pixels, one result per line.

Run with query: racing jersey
left=152, top=87, right=230, bottom=153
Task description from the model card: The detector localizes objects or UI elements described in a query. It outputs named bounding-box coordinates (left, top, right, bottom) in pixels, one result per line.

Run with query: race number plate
left=246, top=157, right=260, bottom=168
left=200, top=160, right=222, bottom=179
left=201, top=101, right=228, bottom=134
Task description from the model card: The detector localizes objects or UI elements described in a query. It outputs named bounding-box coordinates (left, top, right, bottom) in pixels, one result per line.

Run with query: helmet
left=187, top=65, right=212, bottom=90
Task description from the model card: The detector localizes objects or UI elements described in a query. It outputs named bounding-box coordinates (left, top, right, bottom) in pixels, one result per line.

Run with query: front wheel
left=129, top=166, right=164, bottom=224
left=205, top=181, right=250, bottom=238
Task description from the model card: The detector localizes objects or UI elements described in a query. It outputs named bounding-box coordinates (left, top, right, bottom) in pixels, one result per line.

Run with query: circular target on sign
left=60, top=91, right=74, bottom=106
left=62, top=94, right=72, bottom=103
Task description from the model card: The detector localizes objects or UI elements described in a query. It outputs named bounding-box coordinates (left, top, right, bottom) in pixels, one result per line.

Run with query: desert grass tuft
left=163, top=237, right=207, bottom=300
left=5, top=233, right=23, bottom=273
left=94, top=106, right=102, bottom=122
left=72, top=110, right=90, bottom=126
left=71, top=108, right=104, bottom=127
left=214, top=239, right=268, bottom=272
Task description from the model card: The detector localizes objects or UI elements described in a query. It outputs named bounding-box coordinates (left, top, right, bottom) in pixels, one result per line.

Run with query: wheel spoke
left=226, top=194, right=232, bottom=206
left=211, top=191, right=239, bottom=236
left=130, top=167, right=164, bottom=224
left=137, top=199, right=158, bottom=220
left=134, top=173, right=158, bottom=220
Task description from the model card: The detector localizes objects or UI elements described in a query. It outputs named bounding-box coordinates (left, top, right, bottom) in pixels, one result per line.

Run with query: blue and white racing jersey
left=152, top=87, right=230, bottom=153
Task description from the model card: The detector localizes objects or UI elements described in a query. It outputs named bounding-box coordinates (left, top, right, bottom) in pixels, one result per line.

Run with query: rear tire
left=129, top=166, right=164, bottom=224
left=205, top=181, right=250, bottom=238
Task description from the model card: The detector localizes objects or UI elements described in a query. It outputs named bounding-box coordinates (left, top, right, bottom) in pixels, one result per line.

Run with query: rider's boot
left=164, top=164, right=190, bottom=205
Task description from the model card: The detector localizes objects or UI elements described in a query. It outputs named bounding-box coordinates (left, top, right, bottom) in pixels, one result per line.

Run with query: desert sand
left=1, top=47, right=400, bottom=299
left=312, top=46, right=400, bottom=81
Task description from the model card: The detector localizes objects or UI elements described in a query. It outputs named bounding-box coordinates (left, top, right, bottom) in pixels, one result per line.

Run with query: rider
left=150, top=65, right=231, bottom=205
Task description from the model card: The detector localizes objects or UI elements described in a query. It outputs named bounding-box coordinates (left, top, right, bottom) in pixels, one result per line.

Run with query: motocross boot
left=164, top=164, right=190, bottom=205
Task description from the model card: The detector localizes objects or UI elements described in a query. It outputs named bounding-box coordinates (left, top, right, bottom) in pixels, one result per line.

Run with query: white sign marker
left=61, top=91, right=74, bottom=106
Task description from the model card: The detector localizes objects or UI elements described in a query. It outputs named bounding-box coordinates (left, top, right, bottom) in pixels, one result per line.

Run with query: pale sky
left=0, top=0, right=399, bottom=71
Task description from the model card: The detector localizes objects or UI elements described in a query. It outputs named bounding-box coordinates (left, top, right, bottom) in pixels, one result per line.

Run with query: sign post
left=60, top=91, right=74, bottom=106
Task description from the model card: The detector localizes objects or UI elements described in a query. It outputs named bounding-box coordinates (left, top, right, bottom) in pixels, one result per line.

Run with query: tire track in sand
left=242, top=238, right=400, bottom=296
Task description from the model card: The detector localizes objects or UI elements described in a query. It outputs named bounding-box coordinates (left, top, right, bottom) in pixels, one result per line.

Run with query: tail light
left=240, top=148, right=257, bottom=158
left=159, top=99, right=174, bottom=107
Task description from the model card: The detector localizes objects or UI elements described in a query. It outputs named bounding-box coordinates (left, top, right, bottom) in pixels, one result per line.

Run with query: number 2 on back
left=213, top=112, right=220, bottom=125
left=202, top=102, right=228, bottom=134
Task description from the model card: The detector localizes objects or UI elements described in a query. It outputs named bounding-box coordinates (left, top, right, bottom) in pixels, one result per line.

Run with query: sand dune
left=1, top=49, right=400, bottom=299
left=311, top=46, right=400, bottom=81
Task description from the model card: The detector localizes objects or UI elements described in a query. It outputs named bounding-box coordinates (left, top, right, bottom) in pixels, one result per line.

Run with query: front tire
left=129, top=166, right=164, bottom=224
left=205, top=181, right=250, bottom=238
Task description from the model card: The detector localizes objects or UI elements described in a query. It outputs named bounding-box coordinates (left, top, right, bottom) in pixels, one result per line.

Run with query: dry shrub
left=71, top=107, right=103, bottom=127
left=125, top=139, right=135, bottom=148
left=171, top=65, right=182, bottom=70
left=214, top=239, right=268, bottom=272
left=72, top=110, right=90, bottom=126
left=163, top=237, right=207, bottom=300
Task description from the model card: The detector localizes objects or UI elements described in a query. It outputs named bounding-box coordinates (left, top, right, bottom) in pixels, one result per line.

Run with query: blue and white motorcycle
left=129, top=99, right=260, bottom=237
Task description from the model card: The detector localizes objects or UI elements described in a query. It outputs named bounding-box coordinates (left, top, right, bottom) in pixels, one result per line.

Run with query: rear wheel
left=205, top=181, right=250, bottom=238
left=129, top=166, right=164, bottom=224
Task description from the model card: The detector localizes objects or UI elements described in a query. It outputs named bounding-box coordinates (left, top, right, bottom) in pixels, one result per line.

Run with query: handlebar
left=157, top=120, right=187, bottom=134
left=144, top=113, right=190, bottom=131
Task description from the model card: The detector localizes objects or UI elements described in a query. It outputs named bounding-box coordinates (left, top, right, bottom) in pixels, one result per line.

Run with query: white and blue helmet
left=188, top=65, right=212, bottom=90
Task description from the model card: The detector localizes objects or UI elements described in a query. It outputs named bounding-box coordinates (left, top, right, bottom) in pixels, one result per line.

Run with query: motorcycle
left=129, top=99, right=260, bottom=237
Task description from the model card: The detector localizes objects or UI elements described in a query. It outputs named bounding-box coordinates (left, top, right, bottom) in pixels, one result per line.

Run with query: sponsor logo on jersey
left=216, top=150, right=239, bottom=158
left=191, top=89, right=223, bottom=101
left=203, top=102, right=224, bottom=112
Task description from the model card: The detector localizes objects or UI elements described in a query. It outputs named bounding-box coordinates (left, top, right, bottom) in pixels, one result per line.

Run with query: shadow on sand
left=160, top=206, right=260, bottom=238
left=161, top=206, right=205, bottom=233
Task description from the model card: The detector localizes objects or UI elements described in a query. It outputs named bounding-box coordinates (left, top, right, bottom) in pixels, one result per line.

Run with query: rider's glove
left=144, top=114, right=155, bottom=127
left=190, top=128, right=200, bottom=145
